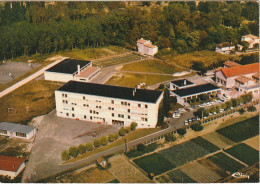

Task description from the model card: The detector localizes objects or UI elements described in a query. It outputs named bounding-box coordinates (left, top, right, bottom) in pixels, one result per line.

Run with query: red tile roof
left=221, top=63, right=259, bottom=78
left=144, top=43, right=156, bottom=48
left=137, top=38, right=146, bottom=44
left=223, top=61, right=241, bottom=68
left=235, top=76, right=252, bottom=84
left=252, top=73, right=259, bottom=79
left=0, top=155, right=26, bottom=172
left=242, top=34, right=259, bottom=40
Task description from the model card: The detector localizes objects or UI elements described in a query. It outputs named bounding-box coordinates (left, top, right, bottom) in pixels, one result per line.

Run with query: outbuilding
left=0, top=155, right=26, bottom=178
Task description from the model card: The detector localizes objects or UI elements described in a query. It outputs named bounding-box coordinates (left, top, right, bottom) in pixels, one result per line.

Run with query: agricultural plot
left=217, top=116, right=259, bottom=142
left=133, top=153, right=175, bottom=176
left=202, top=132, right=235, bottom=149
left=190, top=136, right=220, bottom=153
left=225, top=143, right=259, bottom=166
left=94, top=53, right=141, bottom=67
left=155, top=175, right=172, bottom=183
left=166, top=169, right=196, bottom=183
left=179, top=159, right=227, bottom=183
left=244, top=135, right=259, bottom=151
left=206, top=152, right=245, bottom=173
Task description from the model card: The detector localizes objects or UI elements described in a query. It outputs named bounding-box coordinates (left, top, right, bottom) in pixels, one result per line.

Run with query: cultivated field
left=108, top=155, right=151, bottom=183
left=206, top=152, right=245, bottom=173
left=165, top=169, right=195, bottom=183
left=225, top=143, right=259, bottom=166
left=244, top=135, right=259, bottom=151
left=202, top=132, right=235, bottom=149
left=216, top=116, right=259, bottom=142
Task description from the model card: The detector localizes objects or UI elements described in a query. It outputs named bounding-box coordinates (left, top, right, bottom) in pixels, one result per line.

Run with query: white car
left=209, top=113, right=213, bottom=116
left=213, top=112, right=217, bottom=115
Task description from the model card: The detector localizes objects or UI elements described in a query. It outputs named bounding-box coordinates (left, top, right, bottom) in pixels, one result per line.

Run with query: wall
left=44, top=71, right=73, bottom=83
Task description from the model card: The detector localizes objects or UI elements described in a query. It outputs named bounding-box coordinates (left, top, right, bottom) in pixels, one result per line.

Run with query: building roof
left=0, top=155, right=26, bottom=172
left=76, top=67, right=100, bottom=78
left=172, top=83, right=220, bottom=98
left=0, top=122, right=35, bottom=134
left=46, top=59, right=91, bottom=74
left=252, top=73, right=259, bottom=79
left=57, top=81, right=163, bottom=103
left=216, top=42, right=234, bottom=48
left=223, top=61, right=241, bottom=68
left=235, top=76, right=252, bottom=84
left=171, top=79, right=194, bottom=87
left=220, top=63, right=259, bottom=78
left=144, top=43, right=156, bottom=48
left=242, top=34, right=259, bottom=40
left=137, top=38, right=147, bottom=44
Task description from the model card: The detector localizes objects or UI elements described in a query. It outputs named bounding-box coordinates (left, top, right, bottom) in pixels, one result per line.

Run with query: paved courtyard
left=22, top=110, right=118, bottom=182
left=0, top=61, right=40, bottom=84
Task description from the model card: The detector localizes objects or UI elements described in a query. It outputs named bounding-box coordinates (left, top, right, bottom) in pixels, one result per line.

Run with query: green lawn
left=207, top=152, right=245, bottom=173
left=166, top=169, right=196, bottom=183
left=190, top=136, right=220, bottom=153
left=225, top=143, right=259, bottom=166
left=217, top=116, right=259, bottom=142
left=133, top=153, right=175, bottom=175
left=121, top=59, right=183, bottom=74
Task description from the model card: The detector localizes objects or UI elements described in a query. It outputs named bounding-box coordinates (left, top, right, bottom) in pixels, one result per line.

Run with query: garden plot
left=166, top=169, right=195, bottom=183
left=179, top=159, right=227, bottom=183
left=202, top=132, right=235, bottom=149
left=109, top=155, right=151, bottom=183
left=225, top=143, right=259, bottom=166
left=243, top=135, right=259, bottom=151
left=206, top=152, right=245, bottom=173
left=217, top=116, right=259, bottom=142
left=155, top=175, right=172, bottom=183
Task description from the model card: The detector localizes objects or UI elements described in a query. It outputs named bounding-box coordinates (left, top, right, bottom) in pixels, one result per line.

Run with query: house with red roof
left=137, top=38, right=158, bottom=56
left=0, top=155, right=26, bottom=178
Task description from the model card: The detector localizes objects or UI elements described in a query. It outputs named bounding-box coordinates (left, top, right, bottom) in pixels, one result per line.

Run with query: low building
left=238, top=84, right=259, bottom=97
left=0, top=155, right=26, bottom=178
left=215, top=63, right=259, bottom=88
left=44, top=59, right=99, bottom=83
left=137, top=38, right=158, bottom=56
left=0, top=122, right=36, bottom=139
left=215, top=42, right=235, bottom=54
left=170, top=83, right=221, bottom=105
left=167, top=79, right=195, bottom=90
left=223, top=61, right=241, bottom=68
left=55, top=81, right=163, bottom=128
left=241, top=34, right=259, bottom=48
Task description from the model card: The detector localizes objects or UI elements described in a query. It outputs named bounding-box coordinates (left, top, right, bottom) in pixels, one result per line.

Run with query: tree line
left=0, top=1, right=258, bottom=60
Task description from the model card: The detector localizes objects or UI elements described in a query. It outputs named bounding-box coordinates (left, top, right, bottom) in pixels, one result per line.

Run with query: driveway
left=22, top=110, right=118, bottom=182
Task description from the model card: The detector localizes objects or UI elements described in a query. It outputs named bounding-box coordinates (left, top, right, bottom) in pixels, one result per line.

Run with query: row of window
left=90, top=110, right=99, bottom=115
left=0, top=130, right=26, bottom=137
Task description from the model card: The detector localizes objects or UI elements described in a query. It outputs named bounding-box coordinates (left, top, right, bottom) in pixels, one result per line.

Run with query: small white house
left=0, top=155, right=26, bottom=178
left=0, top=122, right=36, bottom=139
left=241, top=34, right=259, bottom=48
left=215, top=42, right=235, bottom=54
left=137, top=38, right=158, bottom=56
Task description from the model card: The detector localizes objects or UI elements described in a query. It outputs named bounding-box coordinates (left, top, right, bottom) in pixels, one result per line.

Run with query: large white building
left=55, top=81, right=164, bottom=128
left=0, top=155, right=26, bottom=178
left=215, top=42, right=235, bottom=54
left=241, top=34, right=259, bottom=48
left=137, top=38, right=158, bottom=56
left=44, top=59, right=100, bottom=83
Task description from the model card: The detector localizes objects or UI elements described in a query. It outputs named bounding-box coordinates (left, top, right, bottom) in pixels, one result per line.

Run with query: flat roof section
left=46, top=59, right=91, bottom=74
left=57, top=81, right=163, bottom=103
left=173, top=83, right=220, bottom=98
left=0, top=122, right=35, bottom=134
left=171, top=79, right=194, bottom=87
left=76, top=67, right=100, bottom=78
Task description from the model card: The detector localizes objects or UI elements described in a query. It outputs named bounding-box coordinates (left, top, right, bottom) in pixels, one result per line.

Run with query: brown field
left=180, top=159, right=227, bottom=183
left=108, top=154, right=151, bottom=183
left=202, top=132, right=235, bottom=149
left=244, top=135, right=259, bottom=151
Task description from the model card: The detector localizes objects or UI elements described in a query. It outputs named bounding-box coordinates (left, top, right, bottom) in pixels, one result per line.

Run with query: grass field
left=225, top=143, right=259, bottom=166
left=166, top=169, right=196, bottom=183
left=133, top=153, right=175, bottom=175
left=106, top=73, right=175, bottom=88
left=217, top=116, right=259, bottom=142
left=207, top=152, right=245, bottom=173
left=121, top=59, right=183, bottom=74
left=0, top=80, right=63, bottom=124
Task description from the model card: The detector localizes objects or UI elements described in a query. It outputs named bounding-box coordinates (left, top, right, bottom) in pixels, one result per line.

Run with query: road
left=0, top=57, right=68, bottom=98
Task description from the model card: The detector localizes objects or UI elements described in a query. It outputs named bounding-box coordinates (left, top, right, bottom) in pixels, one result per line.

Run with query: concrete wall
left=44, top=71, right=74, bottom=83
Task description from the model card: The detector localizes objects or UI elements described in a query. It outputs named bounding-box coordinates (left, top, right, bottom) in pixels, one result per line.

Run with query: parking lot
left=0, top=61, right=40, bottom=84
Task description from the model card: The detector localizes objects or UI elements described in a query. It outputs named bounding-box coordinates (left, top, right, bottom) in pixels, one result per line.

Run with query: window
left=83, top=96, right=85, bottom=100
left=16, top=132, right=26, bottom=137
left=122, top=115, right=124, bottom=118
left=72, top=114, right=75, bottom=117
left=138, top=104, right=141, bottom=107
left=72, top=107, right=74, bottom=111
left=112, top=113, right=114, bottom=117
left=128, top=109, right=130, bottom=113
left=118, top=114, right=121, bottom=118
left=124, top=102, right=127, bottom=105
left=121, top=102, right=124, bottom=105
left=128, top=115, right=130, bottom=119
left=99, top=106, right=101, bottom=109
left=111, top=100, right=114, bottom=104
left=145, top=118, right=148, bottom=121
left=96, top=106, right=98, bottom=108
left=90, top=110, right=92, bottom=113
left=0, top=130, right=7, bottom=134
left=90, top=116, right=92, bottom=120
left=128, top=103, right=130, bottom=106
left=66, top=113, right=69, bottom=116
left=83, top=104, right=86, bottom=107
left=145, top=104, right=148, bottom=108
left=84, top=115, right=86, bottom=119
left=112, top=108, right=114, bottom=110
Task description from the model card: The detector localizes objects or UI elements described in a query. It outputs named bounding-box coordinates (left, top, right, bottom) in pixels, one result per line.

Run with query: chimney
left=133, top=88, right=136, bottom=96
left=77, top=65, right=81, bottom=75
left=184, top=79, right=186, bottom=86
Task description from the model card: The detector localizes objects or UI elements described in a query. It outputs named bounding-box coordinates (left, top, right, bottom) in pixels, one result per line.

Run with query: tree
left=86, top=143, right=93, bottom=151
left=125, top=127, right=131, bottom=133
left=61, top=150, right=70, bottom=161
left=225, top=101, right=233, bottom=109
left=158, top=84, right=164, bottom=89
left=177, top=128, right=186, bottom=137
left=137, top=143, right=145, bottom=151
left=193, top=107, right=204, bottom=118
left=163, top=88, right=170, bottom=116
left=247, top=105, right=256, bottom=112
left=209, top=106, right=216, bottom=113
left=93, top=139, right=101, bottom=147
left=238, top=108, right=245, bottom=115
left=119, top=127, right=126, bottom=136
left=78, top=144, right=86, bottom=154
left=221, top=103, right=227, bottom=109
left=157, top=104, right=164, bottom=127
left=165, top=133, right=176, bottom=142
left=69, top=147, right=79, bottom=158
left=114, top=133, right=119, bottom=140
left=108, top=134, right=114, bottom=142
left=216, top=105, right=221, bottom=113
left=199, top=94, right=209, bottom=102
left=100, top=136, right=108, bottom=146
left=130, top=122, right=137, bottom=131
left=191, top=123, right=203, bottom=131
left=241, top=41, right=249, bottom=52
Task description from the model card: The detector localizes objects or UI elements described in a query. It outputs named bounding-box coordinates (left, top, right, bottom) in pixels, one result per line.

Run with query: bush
left=130, top=122, right=137, bottom=131
left=86, top=143, right=93, bottom=151
left=119, top=127, right=126, bottom=136
left=137, top=143, right=145, bottom=151
left=165, top=133, right=176, bottom=142
left=216, top=105, right=221, bottom=113
left=78, top=144, right=86, bottom=154
left=69, top=147, right=79, bottom=158
left=247, top=105, right=256, bottom=112
left=158, top=84, right=165, bottom=89
left=61, top=150, right=70, bottom=161
left=177, top=128, right=186, bottom=136
left=114, top=133, right=119, bottom=140
left=108, top=134, right=114, bottom=142
left=191, top=123, right=203, bottom=132
left=100, top=136, right=108, bottom=146
left=125, top=127, right=131, bottom=133
left=93, top=139, right=101, bottom=147
left=238, top=108, right=245, bottom=115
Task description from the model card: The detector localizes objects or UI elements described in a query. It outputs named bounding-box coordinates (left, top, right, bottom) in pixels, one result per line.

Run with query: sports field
left=216, top=116, right=259, bottom=142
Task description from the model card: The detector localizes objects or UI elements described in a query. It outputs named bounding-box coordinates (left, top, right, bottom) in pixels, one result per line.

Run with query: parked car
left=213, top=112, right=217, bottom=115
left=209, top=113, right=213, bottom=116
